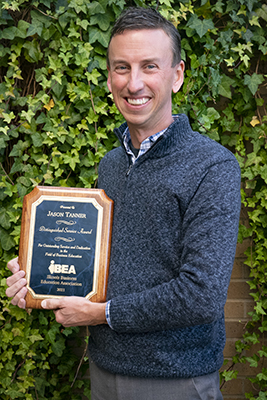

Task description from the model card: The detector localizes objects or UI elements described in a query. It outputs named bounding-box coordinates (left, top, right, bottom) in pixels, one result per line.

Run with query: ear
left=172, top=61, right=185, bottom=94
left=107, top=65, right=112, bottom=93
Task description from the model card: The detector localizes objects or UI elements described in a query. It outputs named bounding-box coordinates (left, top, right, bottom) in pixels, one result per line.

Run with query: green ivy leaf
left=0, top=228, right=16, bottom=251
left=89, top=27, right=110, bottom=47
left=27, top=22, right=43, bottom=37
left=244, top=73, right=265, bottom=95
left=90, top=13, right=112, bottom=31
left=16, top=20, right=30, bottom=38
left=187, top=15, right=214, bottom=38
left=218, top=75, right=236, bottom=98
left=255, top=302, right=267, bottom=315
left=52, top=337, right=66, bottom=357
left=246, top=356, right=259, bottom=368
left=28, top=333, right=44, bottom=343
left=256, top=4, right=267, bottom=21
left=0, top=210, right=11, bottom=230
left=87, top=1, right=105, bottom=15
left=1, top=26, right=18, bottom=40
left=23, top=40, right=43, bottom=63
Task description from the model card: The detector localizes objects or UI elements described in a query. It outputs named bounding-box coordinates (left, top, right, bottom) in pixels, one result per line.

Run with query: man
left=6, top=7, right=241, bottom=400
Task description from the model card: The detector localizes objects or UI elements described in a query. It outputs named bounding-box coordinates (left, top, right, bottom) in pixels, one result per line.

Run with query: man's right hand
left=6, top=257, right=28, bottom=309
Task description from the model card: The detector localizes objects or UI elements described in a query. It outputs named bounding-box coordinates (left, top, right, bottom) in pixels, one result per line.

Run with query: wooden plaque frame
left=19, top=186, right=113, bottom=309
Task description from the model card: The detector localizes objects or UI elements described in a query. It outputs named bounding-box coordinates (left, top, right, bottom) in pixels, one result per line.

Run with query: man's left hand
left=41, top=297, right=107, bottom=327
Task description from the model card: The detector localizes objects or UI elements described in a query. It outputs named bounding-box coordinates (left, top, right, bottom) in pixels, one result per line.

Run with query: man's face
left=107, top=29, right=184, bottom=139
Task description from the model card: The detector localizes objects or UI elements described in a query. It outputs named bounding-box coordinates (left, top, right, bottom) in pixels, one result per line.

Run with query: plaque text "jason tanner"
left=46, top=211, right=87, bottom=218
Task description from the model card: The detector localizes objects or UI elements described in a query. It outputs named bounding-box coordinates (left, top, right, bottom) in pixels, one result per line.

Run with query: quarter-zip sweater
left=88, top=114, right=241, bottom=379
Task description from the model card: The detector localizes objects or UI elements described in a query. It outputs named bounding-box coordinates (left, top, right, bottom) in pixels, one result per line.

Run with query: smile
left=127, top=97, right=150, bottom=105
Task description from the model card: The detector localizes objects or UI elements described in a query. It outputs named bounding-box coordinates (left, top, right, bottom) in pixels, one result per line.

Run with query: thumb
left=41, top=298, right=62, bottom=310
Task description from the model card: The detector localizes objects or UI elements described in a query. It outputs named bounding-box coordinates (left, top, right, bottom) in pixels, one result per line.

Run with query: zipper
left=125, top=135, right=165, bottom=177
left=123, top=130, right=168, bottom=177
left=126, top=163, right=134, bottom=176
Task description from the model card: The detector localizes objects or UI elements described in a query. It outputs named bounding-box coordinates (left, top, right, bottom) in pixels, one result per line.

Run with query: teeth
left=127, top=98, right=149, bottom=105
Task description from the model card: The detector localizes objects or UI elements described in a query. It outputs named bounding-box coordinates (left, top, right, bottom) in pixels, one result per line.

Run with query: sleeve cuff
left=105, top=300, right=113, bottom=329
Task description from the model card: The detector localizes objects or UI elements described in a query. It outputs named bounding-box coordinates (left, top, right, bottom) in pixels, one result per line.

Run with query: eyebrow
left=111, top=58, right=161, bottom=67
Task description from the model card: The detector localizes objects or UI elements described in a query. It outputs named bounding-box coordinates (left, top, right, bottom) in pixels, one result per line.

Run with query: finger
left=6, top=270, right=26, bottom=288
left=7, top=257, right=20, bottom=274
left=41, top=298, right=63, bottom=310
left=6, top=274, right=27, bottom=298
left=10, top=286, right=27, bottom=308
left=17, top=297, right=27, bottom=309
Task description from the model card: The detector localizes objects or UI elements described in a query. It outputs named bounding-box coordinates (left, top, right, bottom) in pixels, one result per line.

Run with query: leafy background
left=0, top=0, right=267, bottom=398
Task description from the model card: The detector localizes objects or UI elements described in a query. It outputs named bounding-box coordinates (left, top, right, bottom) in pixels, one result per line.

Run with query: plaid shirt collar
left=122, top=126, right=168, bottom=164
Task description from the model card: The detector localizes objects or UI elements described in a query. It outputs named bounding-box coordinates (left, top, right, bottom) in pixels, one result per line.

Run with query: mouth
left=126, top=97, right=150, bottom=105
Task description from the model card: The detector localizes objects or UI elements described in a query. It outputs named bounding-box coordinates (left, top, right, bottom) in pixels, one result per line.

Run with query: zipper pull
left=126, top=164, right=133, bottom=176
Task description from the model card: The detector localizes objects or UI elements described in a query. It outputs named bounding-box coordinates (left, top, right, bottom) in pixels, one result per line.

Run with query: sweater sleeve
left=108, top=159, right=241, bottom=333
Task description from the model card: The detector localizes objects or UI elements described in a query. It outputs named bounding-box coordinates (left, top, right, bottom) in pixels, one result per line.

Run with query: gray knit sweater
left=89, top=114, right=241, bottom=379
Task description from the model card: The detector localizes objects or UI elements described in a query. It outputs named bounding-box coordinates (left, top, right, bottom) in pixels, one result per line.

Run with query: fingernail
left=41, top=300, right=46, bottom=308
left=18, top=300, right=25, bottom=309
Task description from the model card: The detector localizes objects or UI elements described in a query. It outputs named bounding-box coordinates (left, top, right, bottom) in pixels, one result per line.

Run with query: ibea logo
left=48, top=260, right=76, bottom=274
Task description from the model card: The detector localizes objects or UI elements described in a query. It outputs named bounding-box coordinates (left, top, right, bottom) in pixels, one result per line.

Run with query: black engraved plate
left=29, top=200, right=98, bottom=298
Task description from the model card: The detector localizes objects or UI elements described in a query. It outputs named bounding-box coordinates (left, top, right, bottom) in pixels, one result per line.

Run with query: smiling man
left=6, top=7, right=241, bottom=400
left=106, top=27, right=184, bottom=146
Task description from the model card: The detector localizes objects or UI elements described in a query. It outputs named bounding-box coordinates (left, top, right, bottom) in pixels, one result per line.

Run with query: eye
left=115, top=65, right=128, bottom=73
left=145, top=64, right=157, bottom=72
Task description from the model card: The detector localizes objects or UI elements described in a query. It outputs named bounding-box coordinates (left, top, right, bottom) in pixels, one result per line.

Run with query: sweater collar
left=114, top=114, right=195, bottom=158
left=122, top=124, right=171, bottom=164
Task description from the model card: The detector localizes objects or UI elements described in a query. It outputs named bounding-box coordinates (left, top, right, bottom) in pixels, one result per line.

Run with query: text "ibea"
left=48, top=260, right=76, bottom=275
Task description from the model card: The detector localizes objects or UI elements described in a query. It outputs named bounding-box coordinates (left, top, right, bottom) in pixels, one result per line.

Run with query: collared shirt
left=123, top=126, right=169, bottom=164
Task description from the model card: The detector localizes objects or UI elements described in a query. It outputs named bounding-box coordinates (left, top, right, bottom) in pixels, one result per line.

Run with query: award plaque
left=18, top=186, right=113, bottom=309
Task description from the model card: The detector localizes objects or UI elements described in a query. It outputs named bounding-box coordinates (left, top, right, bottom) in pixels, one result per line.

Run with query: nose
left=127, top=68, right=144, bottom=94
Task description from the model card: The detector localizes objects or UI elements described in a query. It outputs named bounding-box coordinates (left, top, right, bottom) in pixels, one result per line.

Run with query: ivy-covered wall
left=0, top=0, right=267, bottom=399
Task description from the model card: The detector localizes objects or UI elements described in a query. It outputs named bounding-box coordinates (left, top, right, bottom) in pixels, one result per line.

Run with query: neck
left=128, top=116, right=174, bottom=148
